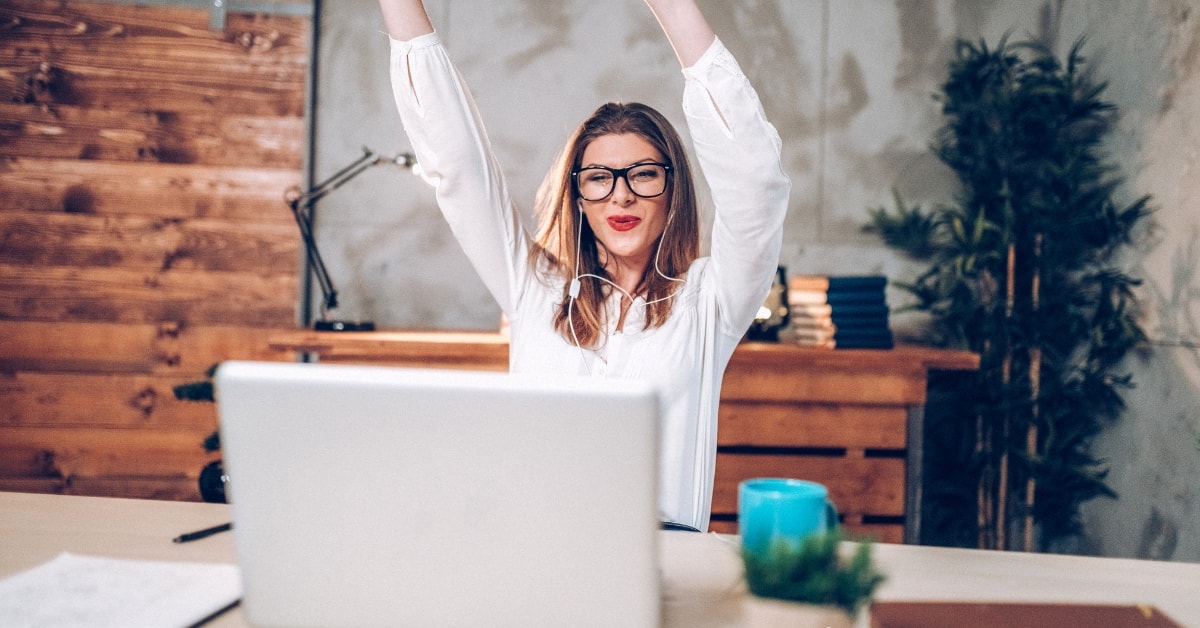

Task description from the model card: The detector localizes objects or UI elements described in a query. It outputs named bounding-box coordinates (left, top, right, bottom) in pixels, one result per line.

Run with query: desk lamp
left=284, top=147, right=417, bottom=331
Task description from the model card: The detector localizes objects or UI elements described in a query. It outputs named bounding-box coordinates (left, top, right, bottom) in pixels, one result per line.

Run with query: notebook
left=214, top=360, right=662, bottom=628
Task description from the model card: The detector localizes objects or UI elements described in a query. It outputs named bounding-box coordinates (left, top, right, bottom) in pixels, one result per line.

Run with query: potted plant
left=741, top=529, right=885, bottom=627
left=864, top=36, right=1152, bottom=551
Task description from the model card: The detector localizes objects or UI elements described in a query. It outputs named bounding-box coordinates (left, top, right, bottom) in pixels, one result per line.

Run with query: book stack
left=786, top=275, right=894, bottom=349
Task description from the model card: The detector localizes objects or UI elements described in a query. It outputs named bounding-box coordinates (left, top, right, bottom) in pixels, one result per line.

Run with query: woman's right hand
left=642, top=0, right=715, bottom=69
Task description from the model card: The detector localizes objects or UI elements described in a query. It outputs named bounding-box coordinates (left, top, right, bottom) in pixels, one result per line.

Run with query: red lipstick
left=608, top=215, right=641, bottom=232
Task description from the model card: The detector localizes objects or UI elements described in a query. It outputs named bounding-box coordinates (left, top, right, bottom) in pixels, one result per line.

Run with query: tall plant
left=865, top=37, right=1151, bottom=551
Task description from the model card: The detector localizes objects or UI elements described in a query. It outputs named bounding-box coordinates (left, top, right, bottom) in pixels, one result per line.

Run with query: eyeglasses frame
left=571, top=162, right=673, bottom=201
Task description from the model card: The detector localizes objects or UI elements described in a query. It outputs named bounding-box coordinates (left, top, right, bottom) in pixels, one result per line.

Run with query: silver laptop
left=214, top=360, right=661, bottom=628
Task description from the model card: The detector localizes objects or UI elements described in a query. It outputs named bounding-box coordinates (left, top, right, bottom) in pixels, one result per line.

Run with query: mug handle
left=825, top=500, right=840, bottom=531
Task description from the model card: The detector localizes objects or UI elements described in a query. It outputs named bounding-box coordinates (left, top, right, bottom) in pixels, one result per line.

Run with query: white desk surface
left=2, top=491, right=1198, bottom=627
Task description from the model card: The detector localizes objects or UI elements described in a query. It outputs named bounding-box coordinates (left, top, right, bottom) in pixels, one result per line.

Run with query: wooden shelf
left=269, top=330, right=509, bottom=370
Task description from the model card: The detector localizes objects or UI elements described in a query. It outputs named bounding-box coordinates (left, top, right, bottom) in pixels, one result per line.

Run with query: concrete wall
left=311, top=0, right=1200, bottom=561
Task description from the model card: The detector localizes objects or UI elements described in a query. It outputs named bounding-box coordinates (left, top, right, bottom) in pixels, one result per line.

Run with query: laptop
left=214, top=360, right=662, bottom=628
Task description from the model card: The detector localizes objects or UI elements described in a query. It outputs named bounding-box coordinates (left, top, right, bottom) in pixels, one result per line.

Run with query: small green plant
left=742, top=530, right=885, bottom=617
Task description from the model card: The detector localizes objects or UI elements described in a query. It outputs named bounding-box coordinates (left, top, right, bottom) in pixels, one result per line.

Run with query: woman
left=379, top=0, right=790, bottom=532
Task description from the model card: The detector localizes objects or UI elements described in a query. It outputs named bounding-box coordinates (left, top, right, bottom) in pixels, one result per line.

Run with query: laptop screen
left=215, top=360, right=662, bottom=627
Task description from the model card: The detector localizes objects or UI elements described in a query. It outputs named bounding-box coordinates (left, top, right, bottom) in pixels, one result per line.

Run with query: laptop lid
left=214, top=360, right=661, bottom=628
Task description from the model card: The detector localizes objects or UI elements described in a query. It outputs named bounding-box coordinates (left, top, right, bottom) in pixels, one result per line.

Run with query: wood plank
left=0, top=371, right=220, bottom=430
left=0, top=3, right=309, bottom=116
left=730, top=342, right=980, bottom=372
left=712, top=453, right=905, bottom=517
left=0, top=104, right=304, bottom=167
left=0, top=158, right=302, bottom=221
left=0, top=427, right=215, bottom=478
left=0, top=476, right=203, bottom=502
left=268, top=330, right=512, bottom=370
left=847, top=523, right=905, bottom=545
left=155, top=323, right=298, bottom=371
left=718, top=401, right=908, bottom=450
left=707, top=518, right=903, bottom=544
left=0, top=321, right=165, bottom=373
left=0, top=264, right=296, bottom=325
left=721, top=362, right=928, bottom=405
left=0, top=321, right=293, bottom=373
left=0, top=213, right=298, bottom=273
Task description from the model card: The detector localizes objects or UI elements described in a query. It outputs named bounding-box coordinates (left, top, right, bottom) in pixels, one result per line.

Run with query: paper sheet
left=0, top=552, right=241, bottom=628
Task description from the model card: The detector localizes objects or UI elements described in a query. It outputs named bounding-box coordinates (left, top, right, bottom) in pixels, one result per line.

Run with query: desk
left=2, top=492, right=1197, bottom=626
left=268, top=331, right=980, bottom=543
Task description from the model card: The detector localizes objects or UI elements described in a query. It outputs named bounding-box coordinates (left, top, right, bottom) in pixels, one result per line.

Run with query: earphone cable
left=567, top=198, right=687, bottom=367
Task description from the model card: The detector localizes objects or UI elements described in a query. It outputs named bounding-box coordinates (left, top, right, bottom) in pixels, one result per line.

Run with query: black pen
left=173, top=522, right=232, bottom=543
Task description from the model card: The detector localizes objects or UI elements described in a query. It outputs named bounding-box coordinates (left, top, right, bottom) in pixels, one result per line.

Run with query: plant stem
left=1024, top=233, right=1044, bottom=552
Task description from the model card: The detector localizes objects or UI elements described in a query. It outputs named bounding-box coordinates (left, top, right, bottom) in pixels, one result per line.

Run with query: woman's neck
left=601, top=255, right=651, bottom=300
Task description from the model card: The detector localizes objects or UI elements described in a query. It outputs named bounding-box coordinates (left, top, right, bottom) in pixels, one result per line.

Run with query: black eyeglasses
left=572, top=163, right=672, bottom=201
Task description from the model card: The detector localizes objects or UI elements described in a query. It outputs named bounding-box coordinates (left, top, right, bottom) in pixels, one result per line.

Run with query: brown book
left=870, top=601, right=1183, bottom=628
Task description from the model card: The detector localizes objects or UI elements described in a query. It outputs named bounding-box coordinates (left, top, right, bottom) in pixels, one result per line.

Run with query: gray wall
left=310, top=0, right=1200, bottom=562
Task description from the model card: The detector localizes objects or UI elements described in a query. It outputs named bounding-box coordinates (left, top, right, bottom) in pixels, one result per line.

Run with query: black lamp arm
left=284, top=147, right=416, bottom=320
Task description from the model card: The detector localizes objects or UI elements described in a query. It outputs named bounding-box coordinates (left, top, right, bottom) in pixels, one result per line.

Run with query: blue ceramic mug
left=738, top=478, right=838, bottom=558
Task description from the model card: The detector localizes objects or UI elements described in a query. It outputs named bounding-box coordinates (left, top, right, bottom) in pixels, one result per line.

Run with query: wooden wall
left=0, top=0, right=310, bottom=500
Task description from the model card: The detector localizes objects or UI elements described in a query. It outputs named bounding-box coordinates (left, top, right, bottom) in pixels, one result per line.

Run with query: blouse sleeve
left=387, top=32, right=530, bottom=315
left=681, top=38, right=791, bottom=335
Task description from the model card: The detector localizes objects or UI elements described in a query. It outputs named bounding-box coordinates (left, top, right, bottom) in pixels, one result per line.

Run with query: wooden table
left=2, top=492, right=1197, bottom=626
left=269, top=331, right=979, bottom=543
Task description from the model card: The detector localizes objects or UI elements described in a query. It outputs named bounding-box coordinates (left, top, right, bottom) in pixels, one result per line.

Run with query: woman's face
left=576, top=133, right=671, bottom=275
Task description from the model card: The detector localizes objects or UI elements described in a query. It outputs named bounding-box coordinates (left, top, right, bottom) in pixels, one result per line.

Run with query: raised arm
left=378, top=0, right=434, bottom=41
left=659, top=3, right=790, bottom=337
left=378, top=0, right=530, bottom=317
left=643, top=0, right=716, bottom=68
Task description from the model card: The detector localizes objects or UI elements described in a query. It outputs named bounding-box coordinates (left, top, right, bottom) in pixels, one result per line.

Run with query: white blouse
left=388, top=32, right=790, bottom=531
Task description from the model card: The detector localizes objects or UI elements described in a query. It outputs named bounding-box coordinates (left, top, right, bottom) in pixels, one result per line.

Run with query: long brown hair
left=531, top=102, right=700, bottom=348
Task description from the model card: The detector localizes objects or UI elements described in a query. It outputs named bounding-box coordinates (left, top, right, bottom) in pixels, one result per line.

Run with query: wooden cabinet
left=713, top=343, right=977, bottom=543
left=269, top=331, right=978, bottom=543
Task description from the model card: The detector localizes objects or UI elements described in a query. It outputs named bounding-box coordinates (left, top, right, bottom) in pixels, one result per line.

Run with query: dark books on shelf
left=786, top=274, right=893, bottom=349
